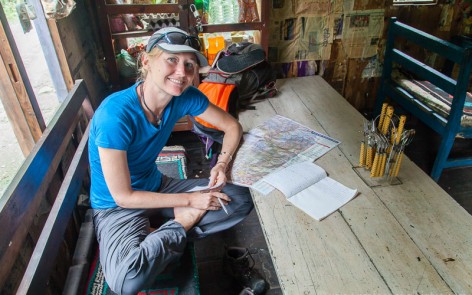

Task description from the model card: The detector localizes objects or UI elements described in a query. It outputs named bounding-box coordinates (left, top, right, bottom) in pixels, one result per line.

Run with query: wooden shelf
left=112, top=30, right=152, bottom=39
left=202, top=22, right=265, bottom=32
left=95, top=0, right=269, bottom=132
left=95, top=0, right=190, bottom=92
left=95, top=0, right=269, bottom=90
left=112, top=22, right=265, bottom=38
left=198, top=0, right=270, bottom=53
left=101, top=3, right=181, bottom=14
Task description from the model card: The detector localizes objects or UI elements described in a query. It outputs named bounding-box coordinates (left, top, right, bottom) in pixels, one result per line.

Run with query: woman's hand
left=209, top=161, right=227, bottom=189
left=188, top=190, right=231, bottom=211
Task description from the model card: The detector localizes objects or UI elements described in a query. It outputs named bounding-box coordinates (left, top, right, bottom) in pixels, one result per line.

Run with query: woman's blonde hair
left=136, top=47, right=164, bottom=81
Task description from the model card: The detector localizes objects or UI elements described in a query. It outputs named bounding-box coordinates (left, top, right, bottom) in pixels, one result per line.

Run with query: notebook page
left=288, top=177, right=358, bottom=220
left=263, top=161, right=327, bottom=197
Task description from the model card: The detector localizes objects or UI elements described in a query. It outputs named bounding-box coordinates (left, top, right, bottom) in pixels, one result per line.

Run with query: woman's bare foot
left=174, top=206, right=206, bottom=232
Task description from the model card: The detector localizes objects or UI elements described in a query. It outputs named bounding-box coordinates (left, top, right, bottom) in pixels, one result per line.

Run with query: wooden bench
left=0, top=80, right=94, bottom=294
left=374, top=17, right=472, bottom=181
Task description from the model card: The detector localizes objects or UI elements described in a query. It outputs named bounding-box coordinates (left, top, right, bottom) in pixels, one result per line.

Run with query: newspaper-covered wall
left=269, top=0, right=384, bottom=77
left=341, top=10, right=384, bottom=59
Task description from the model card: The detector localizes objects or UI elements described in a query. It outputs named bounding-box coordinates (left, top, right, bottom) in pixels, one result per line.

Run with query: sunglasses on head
left=147, top=31, right=201, bottom=52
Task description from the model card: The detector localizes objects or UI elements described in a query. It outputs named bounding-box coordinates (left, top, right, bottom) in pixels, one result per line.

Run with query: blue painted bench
left=0, top=80, right=94, bottom=294
left=374, top=17, right=472, bottom=181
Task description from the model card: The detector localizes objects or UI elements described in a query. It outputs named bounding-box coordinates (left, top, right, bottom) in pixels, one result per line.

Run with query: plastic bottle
left=208, top=0, right=222, bottom=24
left=208, top=0, right=239, bottom=24
left=224, top=0, right=239, bottom=23
left=232, top=0, right=240, bottom=23
left=207, top=36, right=217, bottom=65
left=207, top=34, right=225, bottom=66
left=223, top=0, right=239, bottom=23
left=221, top=1, right=231, bottom=23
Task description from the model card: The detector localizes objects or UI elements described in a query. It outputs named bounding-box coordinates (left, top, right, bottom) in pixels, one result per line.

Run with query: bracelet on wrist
left=219, top=151, right=233, bottom=161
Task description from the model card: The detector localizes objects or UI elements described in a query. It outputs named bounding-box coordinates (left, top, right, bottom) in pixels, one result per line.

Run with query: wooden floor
left=167, top=131, right=282, bottom=295
left=167, top=112, right=472, bottom=295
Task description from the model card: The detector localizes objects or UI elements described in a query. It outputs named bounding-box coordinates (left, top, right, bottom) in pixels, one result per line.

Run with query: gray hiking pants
left=92, top=176, right=253, bottom=295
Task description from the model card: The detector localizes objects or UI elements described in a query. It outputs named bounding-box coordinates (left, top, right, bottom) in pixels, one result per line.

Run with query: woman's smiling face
left=144, top=51, right=198, bottom=97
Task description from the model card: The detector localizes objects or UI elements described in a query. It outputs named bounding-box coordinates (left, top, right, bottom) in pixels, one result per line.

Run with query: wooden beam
left=260, top=0, right=269, bottom=53
left=104, top=3, right=182, bottom=14
left=30, top=0, right=69, bottom=100
left=0, top=56, right=35, bottom=155
left=46, top=18, right=74, bottom=91
left=0, top=6, right=43, bottom=155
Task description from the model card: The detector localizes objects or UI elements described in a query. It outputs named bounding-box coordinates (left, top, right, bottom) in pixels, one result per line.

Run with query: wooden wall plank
left=57, top=0, right=108, bottom=108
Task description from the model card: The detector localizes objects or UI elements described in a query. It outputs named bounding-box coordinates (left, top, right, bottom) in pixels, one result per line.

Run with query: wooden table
left=238, top=76, right=472, bottom=294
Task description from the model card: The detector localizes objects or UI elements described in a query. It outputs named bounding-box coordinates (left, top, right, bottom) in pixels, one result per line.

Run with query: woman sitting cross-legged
left=88, top=27, right=254, bottom=295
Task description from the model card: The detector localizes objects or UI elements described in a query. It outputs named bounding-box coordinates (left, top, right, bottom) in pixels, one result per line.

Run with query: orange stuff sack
left=194, top=82, right=239, bottom=130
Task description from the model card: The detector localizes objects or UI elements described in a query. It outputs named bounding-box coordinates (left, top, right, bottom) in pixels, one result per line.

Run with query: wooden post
left=0, top=5, right=44, bottom=155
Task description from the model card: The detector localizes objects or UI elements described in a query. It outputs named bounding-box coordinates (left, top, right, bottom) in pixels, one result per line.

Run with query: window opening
left=0, top=0, right=66, bottom=196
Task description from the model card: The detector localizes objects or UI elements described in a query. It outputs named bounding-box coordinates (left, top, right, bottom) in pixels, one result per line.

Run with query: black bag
left=204, top=42, right=277, bottom=110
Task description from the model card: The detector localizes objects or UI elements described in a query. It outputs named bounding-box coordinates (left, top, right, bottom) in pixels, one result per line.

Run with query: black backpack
left=204, top=42, right=277, bottom=110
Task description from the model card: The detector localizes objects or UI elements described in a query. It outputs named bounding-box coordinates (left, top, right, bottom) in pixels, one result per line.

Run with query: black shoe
left=239, top=287, right=255, bottom=295
left=223, top=246, right=267, bottom=295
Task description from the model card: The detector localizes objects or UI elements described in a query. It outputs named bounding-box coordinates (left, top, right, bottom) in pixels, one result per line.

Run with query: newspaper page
left=293, top=0, right=332, bottom=15
left=269, top=0, right=337, bottom=63
left=269, top=15, right=333, bottom=62
left=341, top=9, right=384, bottom=59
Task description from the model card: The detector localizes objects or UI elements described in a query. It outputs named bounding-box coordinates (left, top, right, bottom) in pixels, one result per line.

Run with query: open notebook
left=262, top=161, right=358, bottom=221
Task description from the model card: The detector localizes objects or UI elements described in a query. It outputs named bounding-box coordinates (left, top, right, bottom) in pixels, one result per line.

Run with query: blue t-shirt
left=89, top=83, right=209, bottom=209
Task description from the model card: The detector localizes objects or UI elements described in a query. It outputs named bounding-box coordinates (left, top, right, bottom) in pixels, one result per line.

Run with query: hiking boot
left=239, top=287, right=255, bottom=295
left=223, top=246, right=267, bottom=295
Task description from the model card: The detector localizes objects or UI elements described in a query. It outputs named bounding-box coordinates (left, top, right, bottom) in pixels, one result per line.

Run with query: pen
left=217, top=197, right=229, bottom=215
